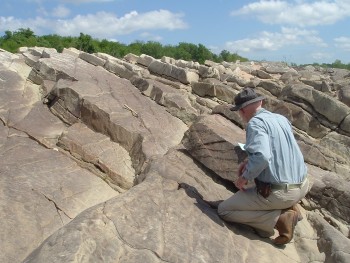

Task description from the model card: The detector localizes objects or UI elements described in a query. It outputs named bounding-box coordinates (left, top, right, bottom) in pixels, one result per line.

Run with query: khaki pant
left=218, top=178, right=310, bottom=237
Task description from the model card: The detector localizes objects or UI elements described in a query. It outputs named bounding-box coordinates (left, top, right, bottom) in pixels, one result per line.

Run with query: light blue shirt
left=242, top=108, right=307, bottom=184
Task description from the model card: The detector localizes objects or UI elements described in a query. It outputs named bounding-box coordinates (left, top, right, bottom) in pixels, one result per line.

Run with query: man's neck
left=246, top=106, right=262, bottom=121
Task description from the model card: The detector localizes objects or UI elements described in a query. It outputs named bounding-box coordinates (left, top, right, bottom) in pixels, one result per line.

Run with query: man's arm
left=241, top=123, right=271, bottom=181
left=235, top=159, right=248, bottom=190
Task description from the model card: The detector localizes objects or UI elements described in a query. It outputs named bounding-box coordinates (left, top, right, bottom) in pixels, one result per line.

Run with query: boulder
left=58, top=122, right=135, bottom=191
left=280, top=84, right=350, bottom=125
left=338, top=85, right=350, bottom=107
left=182, top=114, right=246, bottom=181
left=79, top=52, right=106, bottom=67
left=148, top=60, right=199, bottom=84
left=130, top=76, right=199, bottom=124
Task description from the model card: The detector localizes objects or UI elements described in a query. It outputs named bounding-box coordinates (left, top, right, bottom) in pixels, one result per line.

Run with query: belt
left=270, top=176, right=308, bottom=190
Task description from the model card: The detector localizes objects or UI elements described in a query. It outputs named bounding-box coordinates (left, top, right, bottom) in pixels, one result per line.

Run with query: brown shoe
left=292, top=204, right=303, bottom=222
left=274, top=209, right=298, bottom=246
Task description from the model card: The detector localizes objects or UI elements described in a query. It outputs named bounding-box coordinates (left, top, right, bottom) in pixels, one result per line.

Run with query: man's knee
left=217, top=202, right=227, bottom=218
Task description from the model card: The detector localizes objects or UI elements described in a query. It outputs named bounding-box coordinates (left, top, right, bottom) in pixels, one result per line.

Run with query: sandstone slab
left=182, top=114, right=246, bottom=181
left=0, top=125, right=118, bottom=263
left=23, top=172, right=322, bottom=263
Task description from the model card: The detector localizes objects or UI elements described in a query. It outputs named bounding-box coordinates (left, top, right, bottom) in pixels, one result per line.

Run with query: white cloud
left=0, top=9, right=187, bottom=38
left=334, top=36, right=350, bottom=51
left=310, top=52, right=332, bottom=60
left=0, top=16, right=50, bottom=35
left=139, top=32, right=163, bottom=42
left=0, top=17, right=27, bottom=32
left=56, top=10, right=187, bottom=38
left=225, top=27, right=326, bottom=53
left=52, top=5, right=71, bottom=18
left=231, top=0, right=350, bottom=27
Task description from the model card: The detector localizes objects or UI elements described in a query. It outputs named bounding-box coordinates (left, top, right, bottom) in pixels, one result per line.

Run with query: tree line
left=1, top=28, right=350, bottom=70
left=0, top=28, right=248, bottom=64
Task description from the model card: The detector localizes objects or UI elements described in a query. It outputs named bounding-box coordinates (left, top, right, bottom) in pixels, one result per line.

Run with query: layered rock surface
left=1, top=47, right=349, bottom=263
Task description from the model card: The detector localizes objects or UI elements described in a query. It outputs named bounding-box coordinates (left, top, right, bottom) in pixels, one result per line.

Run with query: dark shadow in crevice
left=178, top=182, right=275, bottom=245
left=176, top=147, right=240, bottom=193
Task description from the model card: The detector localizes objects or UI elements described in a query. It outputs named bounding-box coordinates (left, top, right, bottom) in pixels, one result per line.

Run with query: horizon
left=1, top=0, right=350, bottom=65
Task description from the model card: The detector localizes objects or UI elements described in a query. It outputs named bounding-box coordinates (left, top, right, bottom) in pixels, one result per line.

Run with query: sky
left=1, top=0, right=350, bottom=65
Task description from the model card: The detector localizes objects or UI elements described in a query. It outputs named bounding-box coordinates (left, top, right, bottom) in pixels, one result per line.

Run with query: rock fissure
left=6, top=123, right=52, bottom=149
left=102, top=203, right=172, bottom=263
left=32, top=188, right=72, bottom=223
left=0, top=116, right=6, bottom=127
left=55, top=146, right=121, bottom=192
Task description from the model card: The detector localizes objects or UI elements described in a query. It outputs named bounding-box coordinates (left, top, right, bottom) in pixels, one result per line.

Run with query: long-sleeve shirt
left=241, top=108, right=307, bottom=184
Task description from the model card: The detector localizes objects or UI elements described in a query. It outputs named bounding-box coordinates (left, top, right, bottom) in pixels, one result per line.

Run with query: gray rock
left=307, top=165, right=350, bottom=229
left=258, top=79, right=284, bottom=96
left=182, top=114, right=247, bottom=181
left=0, top=126, right=118, bottom=263
left=253, top=69, right=272, bottom=79
left=124, top=53, right=139, bottom=63
left=58, top=122, right=135, bottom=190
left=23, top=164, right=323, bottom=263
left=137, top=54, right=156, bottom=67
left=130, top=76, right=199, bottom=125
left=281, top=84, right=350, bottom=125
left=338, top=85, right=350, bottom=107
left=79, top=52, right=106, bottom=67
left=149, top=60, right=199, bottom=84
left=62, top=47, right=81, bottom=58
left=308, top=212, right=350, bottom=263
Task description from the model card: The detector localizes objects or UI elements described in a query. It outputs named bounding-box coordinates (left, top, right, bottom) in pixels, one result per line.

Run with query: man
left=217, top=87, right=309, bottom=246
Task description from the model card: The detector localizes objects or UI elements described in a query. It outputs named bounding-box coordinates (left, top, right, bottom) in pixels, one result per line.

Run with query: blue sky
left=1, top=0, right=350, bottom=65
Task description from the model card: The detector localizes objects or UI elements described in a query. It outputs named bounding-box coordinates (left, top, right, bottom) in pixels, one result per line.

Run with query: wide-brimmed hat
left=230, top=88, right=265, bottom=111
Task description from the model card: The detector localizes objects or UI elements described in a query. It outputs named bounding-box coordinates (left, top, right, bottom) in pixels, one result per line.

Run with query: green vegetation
left=299, top=59, right=350, bottom=70
left=0, top=28, right=248, bottom=64
left=2, top=28, right=349, bottom=69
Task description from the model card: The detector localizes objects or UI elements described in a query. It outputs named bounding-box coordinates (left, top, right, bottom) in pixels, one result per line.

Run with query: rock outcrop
left=1, top=47, right=349, bottom=263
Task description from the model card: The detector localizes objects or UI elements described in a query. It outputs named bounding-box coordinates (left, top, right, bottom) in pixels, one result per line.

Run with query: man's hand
left=235, top=176, right=248, bottom=191
left=237, top=159, right=248, bottom=177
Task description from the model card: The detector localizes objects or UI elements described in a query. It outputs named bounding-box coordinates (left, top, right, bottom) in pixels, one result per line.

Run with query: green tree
left=332, top=59, right=344, bottom=69
left=0, top=27, right=251, bottom=65
left=3, top=30, right=12, bottom=40
left=76, top=33, right=96, bottom=53
left=196, top=43, right=213, bottom=64
left=162, top=44, right=176, bottom=58
left=16, top=28, right=35, bottom=38
left=140, top=41, right=163, bottom=58
left=127, top=41, right=143, bottom=56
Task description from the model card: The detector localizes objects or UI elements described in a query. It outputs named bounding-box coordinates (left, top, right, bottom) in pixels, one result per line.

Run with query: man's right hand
left=237, top=159, right=248, bottom=177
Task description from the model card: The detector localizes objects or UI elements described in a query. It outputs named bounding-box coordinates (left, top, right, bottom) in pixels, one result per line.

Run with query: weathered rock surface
left=182, top=114, right=247, bottom=181
left=0, top=125, right=118, bottom=263
left=58, top=122, right=135, bottom=191
left=23, top=166, right=325, bottom=263
left=1, top=47, right=350, bottom=263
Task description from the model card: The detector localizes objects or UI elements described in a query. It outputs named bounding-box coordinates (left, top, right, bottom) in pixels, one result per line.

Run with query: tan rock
left=182, top=114, right=246, bottom=181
